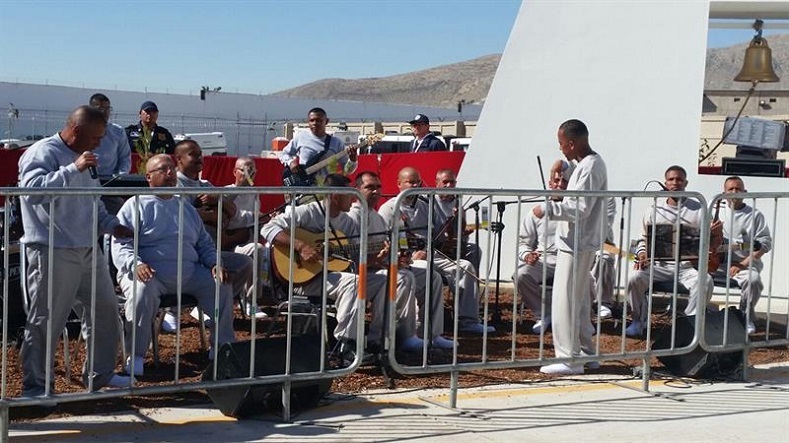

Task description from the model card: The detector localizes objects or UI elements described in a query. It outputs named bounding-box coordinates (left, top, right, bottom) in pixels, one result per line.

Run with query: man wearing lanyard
left=408, top=114, right=447, bottom=153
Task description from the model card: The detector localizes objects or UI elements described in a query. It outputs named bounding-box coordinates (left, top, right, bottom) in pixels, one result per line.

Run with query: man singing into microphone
left=18, top=106, right=133, bottom=395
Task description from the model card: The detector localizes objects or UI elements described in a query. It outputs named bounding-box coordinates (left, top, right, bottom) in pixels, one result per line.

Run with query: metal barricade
left=0, top=185, right=369, bottom=438
left=384, top=187, right=733, bottom=407
left=699, top=191, right=789, bottom=380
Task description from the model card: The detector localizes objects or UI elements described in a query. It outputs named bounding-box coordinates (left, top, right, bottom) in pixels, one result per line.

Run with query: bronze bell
left=734, top=37, right=780, bottom=83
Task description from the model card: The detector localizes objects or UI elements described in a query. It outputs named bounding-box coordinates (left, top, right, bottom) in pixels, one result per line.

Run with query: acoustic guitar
left=282, top=133, right=383, bottom=187
left=271, top=228, right=353, bottom=285
left=272, top=227, right=427, bottom=284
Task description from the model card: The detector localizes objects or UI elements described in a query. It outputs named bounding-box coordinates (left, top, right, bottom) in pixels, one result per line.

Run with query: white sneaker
left=162, top=312, right=178, bottom=333
left=540, top=363, right=584, bottom=375
left=746, top=321, right=756, bottom=335
left=400, top=336, right=425, bottom=352
left=598, top=305, right=612, bottom=319
left=431, top=336, right=456, bottom=349
left=625, top=320, right=645, bottom=337
left=532, top=316, right=551, bottom=334
left=245, top=303, right=269, bottom=320
left=104, top=373, right=134, bottom=389
left=190, top=307, right=214, bottom=328
left=125, top=355, right=144, bottom=376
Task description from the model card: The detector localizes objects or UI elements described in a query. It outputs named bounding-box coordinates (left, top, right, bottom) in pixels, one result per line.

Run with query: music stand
left=100, top=173, right=148, bottom=188
left=646, top=224, right=701, bottom=260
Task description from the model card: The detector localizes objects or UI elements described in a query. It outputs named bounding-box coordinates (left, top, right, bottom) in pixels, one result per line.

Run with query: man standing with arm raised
left=534, top=119, right=608, bottom=375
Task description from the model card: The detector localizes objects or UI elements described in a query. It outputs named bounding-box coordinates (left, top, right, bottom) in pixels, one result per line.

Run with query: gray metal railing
left=0, top=185, right=369, bottom=438
left=384, top=187, right=786, bottom=407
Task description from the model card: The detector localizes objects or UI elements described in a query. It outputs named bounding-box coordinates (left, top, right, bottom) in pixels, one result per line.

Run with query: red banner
left=1, top=149, right=465, bottom=210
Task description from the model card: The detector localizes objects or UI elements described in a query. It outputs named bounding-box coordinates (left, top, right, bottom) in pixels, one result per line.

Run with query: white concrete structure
left=460, top=0, right=789, bottom=297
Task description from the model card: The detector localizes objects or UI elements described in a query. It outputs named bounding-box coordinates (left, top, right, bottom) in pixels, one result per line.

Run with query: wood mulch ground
left=4, top=292, right=787, bottom=422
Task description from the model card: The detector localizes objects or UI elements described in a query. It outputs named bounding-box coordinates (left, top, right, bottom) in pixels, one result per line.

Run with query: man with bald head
left=172, top=140, right=253, bottom=329
left=433, top=168, right=481, bottom=270
left=378, top=167, right=493, bottom=336
left=19, top=106, right=134, bottom=395
left=112, top=154, right=236, bottom=375
left=224, top=156, right=270, bottom=318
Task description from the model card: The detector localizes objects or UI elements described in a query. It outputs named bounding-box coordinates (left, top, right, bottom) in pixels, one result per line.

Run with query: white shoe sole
left=540, top=363, right=584, bottom=375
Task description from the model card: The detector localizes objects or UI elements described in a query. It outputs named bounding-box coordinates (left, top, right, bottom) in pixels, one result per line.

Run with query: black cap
left=140, top=101, right=158, bottom=112
left=408, top=114, right=429, bottom=125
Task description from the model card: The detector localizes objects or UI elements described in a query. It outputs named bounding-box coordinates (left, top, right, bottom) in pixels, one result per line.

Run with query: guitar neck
left=328, top=240, right=387, bottom=259
left=303, top=135, right=379, bottom=176
left=305, top=148, right=350, bottom=175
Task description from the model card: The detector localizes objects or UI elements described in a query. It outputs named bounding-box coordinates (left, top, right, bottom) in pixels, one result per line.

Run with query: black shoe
left=338, top=339, right=376, bottom=367
left=337, top=339, right=357, bottom=367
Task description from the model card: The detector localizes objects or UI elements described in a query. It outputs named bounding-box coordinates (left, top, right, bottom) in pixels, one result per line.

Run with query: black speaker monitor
left=203, top=336, right=332, bottom=418
left=652, top=307, right=746, bottom=378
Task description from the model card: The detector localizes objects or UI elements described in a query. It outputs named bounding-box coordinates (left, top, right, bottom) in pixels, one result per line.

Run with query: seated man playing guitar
left=280, top=107, right=358, bottom=187
left=261, top=174, right=387, bottom=361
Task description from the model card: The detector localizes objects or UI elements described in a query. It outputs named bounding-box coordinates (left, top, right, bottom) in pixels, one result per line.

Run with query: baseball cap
left=140, top=101, right=159, bottom=112
left=408, top=114, right=429, bottom=125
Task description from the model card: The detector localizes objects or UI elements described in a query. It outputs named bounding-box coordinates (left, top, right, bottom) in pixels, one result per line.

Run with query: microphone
left=643, top=180, right=668, bottom=191
left=84, top=151, right=98, bottom=180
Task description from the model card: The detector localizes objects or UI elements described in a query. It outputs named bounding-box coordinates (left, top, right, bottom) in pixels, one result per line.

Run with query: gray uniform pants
left=119, top=267, right=236, bottom=359
left=627, top=261, right=713, bottom=323
left=433, top=256, right=480, bottom=325
left=551, top=251, right=595, bottom=359
left=220, top=251, right=254, bottom=302
left=408, top=260, right=445, bottom=339
left=234, top=241, right=272, bottom=302
left=590, top=251, right=616, bottom=306
left=370, top=268, right=416, bottom=343
left=22, top=245, right=120, bottom=394
left=297, top=271, right=386, bottom=345
left=515, top=259, right=555, bottom=320
left=713, top=268, right=762, bottom=320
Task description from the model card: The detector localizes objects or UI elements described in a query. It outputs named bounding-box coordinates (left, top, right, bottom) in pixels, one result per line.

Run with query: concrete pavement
left=9, top=362, right=788, bottom=442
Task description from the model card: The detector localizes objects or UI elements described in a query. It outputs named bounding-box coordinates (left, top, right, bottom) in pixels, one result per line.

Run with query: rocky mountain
left=273, top=35, right=789, bottom=107
left=705, top=33, right=789, bottom=90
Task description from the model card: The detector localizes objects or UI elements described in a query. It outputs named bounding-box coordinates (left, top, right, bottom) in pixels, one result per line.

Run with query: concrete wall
left=704, top=90, right=789, bottom=116
left=0, top=81, right=482, bottom=156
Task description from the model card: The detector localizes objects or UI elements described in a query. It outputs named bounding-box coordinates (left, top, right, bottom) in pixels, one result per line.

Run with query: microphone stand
left=613, top=197, right=627, bottom=321
left=467, top=199, right=483, bottom=258
left=491, top=201, right=507, bottom=324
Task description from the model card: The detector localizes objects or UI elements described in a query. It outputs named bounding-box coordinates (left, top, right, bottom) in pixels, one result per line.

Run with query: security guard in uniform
left=125, top=101, right=176, bottom=172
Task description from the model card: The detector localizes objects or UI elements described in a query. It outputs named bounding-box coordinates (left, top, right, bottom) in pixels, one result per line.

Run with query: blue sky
left=0, top=1, right=777, bottom=96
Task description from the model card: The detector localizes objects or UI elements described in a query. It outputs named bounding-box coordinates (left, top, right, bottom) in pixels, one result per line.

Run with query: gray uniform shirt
left=18, top=133, right=118, bottom=247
